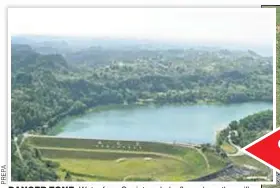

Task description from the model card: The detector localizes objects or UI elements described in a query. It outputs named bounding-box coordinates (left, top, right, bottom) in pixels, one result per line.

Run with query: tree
left=68, top=101, right=87, bottom=115
left=64, top=171, right=72, bottom=181
left=229, top=120, right=238, bottom=130
left=220, top=151, right=228, bottom=159
left=201, top=144, right=208, bottom=152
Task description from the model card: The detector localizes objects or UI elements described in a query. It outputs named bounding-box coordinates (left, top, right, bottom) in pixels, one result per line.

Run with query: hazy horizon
left=11, top=34, right=273, bottom=56
left=9, top=8, right=275, bottom=56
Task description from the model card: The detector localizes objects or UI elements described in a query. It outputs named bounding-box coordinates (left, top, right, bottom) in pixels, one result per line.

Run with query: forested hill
left=65, top=46, right=271, bottom=68
left=11, top=43, right=273, bottom=135
left=217, top=110, right=273, bottom=148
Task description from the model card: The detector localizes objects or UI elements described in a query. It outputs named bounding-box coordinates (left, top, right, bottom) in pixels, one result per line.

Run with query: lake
left=56, top=102, right=272, bottom=144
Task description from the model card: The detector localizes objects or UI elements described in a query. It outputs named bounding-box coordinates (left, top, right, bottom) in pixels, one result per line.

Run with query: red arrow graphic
left=243, top=128, right=280, bottom=171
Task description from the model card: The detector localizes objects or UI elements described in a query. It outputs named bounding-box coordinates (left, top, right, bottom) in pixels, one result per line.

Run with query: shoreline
left=215, top=126, right=227, bottom=136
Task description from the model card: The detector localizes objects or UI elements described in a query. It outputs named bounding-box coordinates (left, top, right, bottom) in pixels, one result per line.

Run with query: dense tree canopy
left=11, top=141, right=58, bottom=181
left=217, top=110, right=273, bottom=148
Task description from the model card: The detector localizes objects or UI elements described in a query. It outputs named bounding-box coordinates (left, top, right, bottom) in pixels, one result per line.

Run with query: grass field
left=221, top=142, right=237, bottom=154
left=51, top=158, right=198, bottom=181
left=25, top=135, right=227, bottom=181
left=39, top=147, right=167, bottom=160
left=203, top=151, right=227, bottom=171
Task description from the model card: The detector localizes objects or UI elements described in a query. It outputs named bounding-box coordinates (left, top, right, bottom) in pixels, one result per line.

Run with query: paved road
left=245, top=176, right=270, bottom=181
left=13, top=137, right=24, bottom=162
left=243, top=164, right=259, bottom=171
left=226, top=131, right=244, bottom=157
left=19, top=132, right=28, bottom=148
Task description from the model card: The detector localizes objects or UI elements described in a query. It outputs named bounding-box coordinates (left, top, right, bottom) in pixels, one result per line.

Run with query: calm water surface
left=57, top=102, right=272, bottom=144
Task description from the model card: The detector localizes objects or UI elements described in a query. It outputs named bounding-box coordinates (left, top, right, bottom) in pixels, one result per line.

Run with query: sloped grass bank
left=26, top=135, right=227, bottom=181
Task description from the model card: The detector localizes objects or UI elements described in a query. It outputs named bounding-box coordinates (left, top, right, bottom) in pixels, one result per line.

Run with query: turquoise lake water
left=57, top=102, right=272, bottom=144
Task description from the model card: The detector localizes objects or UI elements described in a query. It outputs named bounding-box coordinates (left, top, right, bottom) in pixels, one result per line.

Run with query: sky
left=8, top=8, right=275, bottom=47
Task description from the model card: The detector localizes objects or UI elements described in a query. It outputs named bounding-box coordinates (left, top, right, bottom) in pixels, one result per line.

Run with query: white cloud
left=8, top=8, right=275, bottom=46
